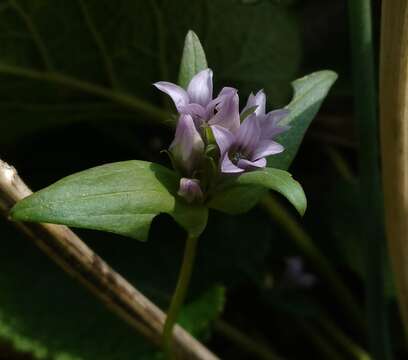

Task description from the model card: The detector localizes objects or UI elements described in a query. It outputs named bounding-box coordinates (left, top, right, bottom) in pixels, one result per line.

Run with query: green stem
left=0, top=63, right=173, bottom=126
left=214, top=320, right=285, bottom=360
left=318, top=315, right=371, bottom=360
left=260, top=195, right=365, bottom=334
left=163, top=235, right=198, bottom=359
left=299, top=320, right=345, bottom=360
left=9, top=0, right=54, bottom=71
left=347, top=1, right=392, bottom=359
left=77, top=0, right=119, bottom=89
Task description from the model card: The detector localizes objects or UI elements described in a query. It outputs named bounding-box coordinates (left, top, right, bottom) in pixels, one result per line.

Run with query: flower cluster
left=154, top=69, right=289, bottom=203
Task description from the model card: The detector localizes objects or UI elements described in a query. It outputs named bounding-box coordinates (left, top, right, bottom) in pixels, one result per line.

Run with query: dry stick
left=0, top=159, right=218, bottom=360
left=380, top=0, right=408, bottom=336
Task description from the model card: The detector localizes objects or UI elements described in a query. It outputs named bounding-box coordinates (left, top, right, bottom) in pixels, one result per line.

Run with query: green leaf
left=208, top=186, right=267, bottom=215
left=11, top=160, right=208, bottom=240
left=268, top=70, right=338, bottom=169
left=178, top=285, right=225, bottom=339
left=0, top=222, right=225, bottom=360
left=209, top=168, right=306, bottom=216
left=177, top=30, right=208, bottom=88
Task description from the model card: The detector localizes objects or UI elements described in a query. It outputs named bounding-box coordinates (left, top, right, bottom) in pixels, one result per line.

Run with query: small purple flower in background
left=154, top=69, right=240, bottom=133
left=212, top=90, right=289, bottom=173
left=178, top=178, right=204, bottom=203
left=282, top=257, right=316, bottom=289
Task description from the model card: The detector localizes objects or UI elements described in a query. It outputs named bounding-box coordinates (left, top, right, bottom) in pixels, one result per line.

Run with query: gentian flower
left=169, top=114, right=204, bottom=177
left=212, top=91, right=289, bottom=173
left=154, top=69, right=240, bottom=133
left=241, top=90, right=290, bottom=139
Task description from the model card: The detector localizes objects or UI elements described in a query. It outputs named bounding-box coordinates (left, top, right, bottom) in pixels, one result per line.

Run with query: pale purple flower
left=178, top=178, right=204, bottom=203
left=154, top=69, right=240, bottom=133
left=282, top=257, right=316, bottom=289
left=241, top=90, right=290, bottom=138
left=169, top=114, right=204, bottom=176
left=212, top=90, right=289, bottom=174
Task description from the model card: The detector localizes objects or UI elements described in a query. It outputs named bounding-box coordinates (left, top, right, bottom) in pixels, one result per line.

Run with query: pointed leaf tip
left=268, top=70, right=338, bottom=170
left=178, top=30, right=208, bottom=88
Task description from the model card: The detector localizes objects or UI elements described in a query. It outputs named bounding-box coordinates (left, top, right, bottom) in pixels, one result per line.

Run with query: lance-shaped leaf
left=208, top=168, right=306, bottom=216
left=10, top=161, right=208, bottom=240
left=178, top=30, right=208, bottom=88
left=209, top=70, right=336, bottom=215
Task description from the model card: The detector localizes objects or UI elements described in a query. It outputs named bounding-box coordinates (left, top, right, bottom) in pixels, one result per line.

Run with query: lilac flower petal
left=269, top=109, right=290, bottom=124
left=178, top=103, right=206, bottom=118
left=241, top=90, right=266, bottom=116
left=169, top=114, right=204, bottom=175
left=209, top=87, right=240, bottom=133
left=153, top=82, right=189, bottom=111
left=221, top=154, right=244, bottom=173
left=211, top=125, right=235, bottom=157
left=237, top=157, right=266, bottom=170
left=235, top=114, right=261, bottom=155
left=260, top=109, right=290, bottom=139
left=206, top=87, right=236, bottom=118
left=178, top=178, right=204, bottom=203
left=187, top=69, right=213, bottom=107
left=252, top=139, right=284, bottom=160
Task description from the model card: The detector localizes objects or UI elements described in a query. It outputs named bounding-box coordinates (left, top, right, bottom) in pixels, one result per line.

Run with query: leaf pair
left=11, top=31, right=337, bottom=241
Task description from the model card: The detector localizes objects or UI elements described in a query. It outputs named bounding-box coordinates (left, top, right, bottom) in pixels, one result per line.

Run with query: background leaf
left=268, top=70, right=338, bottom=169
left=11, top=160, right=208, bottom=240
left=0, top=0, right=301, bottom=144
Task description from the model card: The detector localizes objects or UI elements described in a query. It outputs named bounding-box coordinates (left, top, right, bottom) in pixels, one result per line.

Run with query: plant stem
left=347, top=1, right=392, bottom=358
left=260, top=195, right=365, bottom=334
left=0, top=159, right=217, bottom=360
left=299, top=320, right=345, bottom=360
left=77, top=0, right=119, bottom=89
left=214, top=320, right=285, bottom=360
left=0, top=63, right=173, bottom=126
left=163, top=235, right=199, bottom=359
left=318, top=315, right=371, bottom=360
left=8, top=0, right=54, bottom=71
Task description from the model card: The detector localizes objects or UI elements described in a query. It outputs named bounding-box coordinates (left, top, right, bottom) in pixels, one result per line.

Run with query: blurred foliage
left=0, top=0, right=300, bottom=144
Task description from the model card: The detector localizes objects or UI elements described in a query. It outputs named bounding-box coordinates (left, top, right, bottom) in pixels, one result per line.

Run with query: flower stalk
left=163, top=235, right=199, bottom=359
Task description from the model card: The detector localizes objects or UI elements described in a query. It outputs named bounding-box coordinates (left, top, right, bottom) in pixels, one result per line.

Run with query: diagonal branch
left=0, top=159, right=218, bottom=360
left=0, top=63, right=173, bottom=125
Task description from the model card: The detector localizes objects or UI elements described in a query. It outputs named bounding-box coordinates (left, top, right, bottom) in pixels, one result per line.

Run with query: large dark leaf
left=0, top=0, right=301, bottom=143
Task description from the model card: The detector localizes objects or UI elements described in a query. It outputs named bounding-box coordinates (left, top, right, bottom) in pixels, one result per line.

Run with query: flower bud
left=178, top=178, right=204, bottom=203
left=169, top=114, right=204, bottom=176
